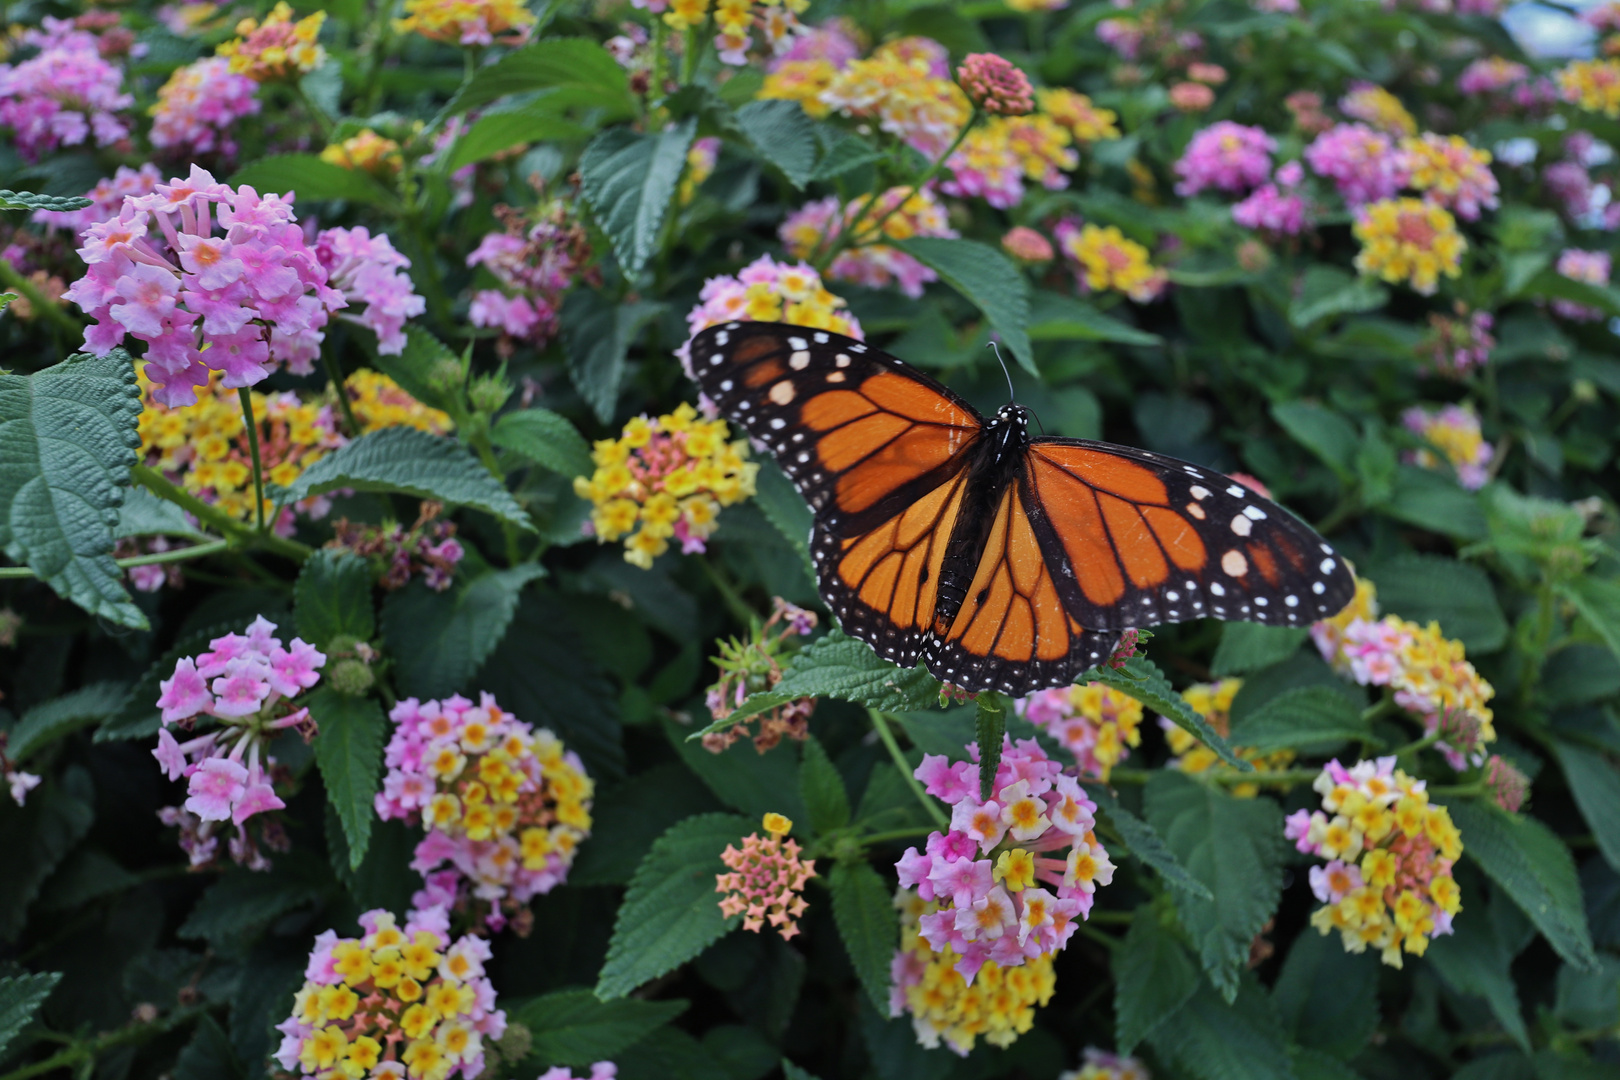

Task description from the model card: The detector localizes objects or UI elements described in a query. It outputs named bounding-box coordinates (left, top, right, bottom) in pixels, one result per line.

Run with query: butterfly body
left=690, top=321, right=1356, bottom=695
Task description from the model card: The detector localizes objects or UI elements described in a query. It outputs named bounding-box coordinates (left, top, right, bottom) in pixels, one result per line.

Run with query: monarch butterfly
left=690, top=321, right=1356, bottom=696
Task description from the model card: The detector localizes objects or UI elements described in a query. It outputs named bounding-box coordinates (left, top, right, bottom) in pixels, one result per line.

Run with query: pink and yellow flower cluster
left=679, top=255, right=863, bottom=378
left=1401, top=404, right=1494, bottom=490
left=216, top=2, right=326, bottom=82
left=1016, top=682, right=1143, bottom=780
left=716, top=812, right=817, bottom=939
left=779, top=187, right=954, bottom=297
left=1159, top=678, right=1296, bottom=797
left=149, top=57, right=259, bottom=157
left=1055, top=220, right=1168, bottom=302
left=395, top=0, right=536, bottom=46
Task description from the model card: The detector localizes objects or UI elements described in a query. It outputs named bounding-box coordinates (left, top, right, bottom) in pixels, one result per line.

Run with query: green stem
left=1209, top=768, right=1321, bottom=788
left=697, top=558, right=757, bottom=626
left=468, top=431, right=521, bottom=567
left=237, top=388, right=267, bottom=532
left=0, top=259, right=82, bottom=336
left=1430, top=782, right=1488, bottom=799
left=680, top=24, right=704, bottom=85
left=130, top=466, right=311, bottom=562
left=869, top=709, right=948, bottom=829
left=1075, top=922, right=1121, bottom=952
left=650, top=19, right=669, bottom=119
left=0, top=1006, right=209, bottom=1080
left=360, top=0, right=398, bottom=114
left=859, top=826, right=937, bottom=847
left=1087, top=909, right=1134, bottom=925
left=1106, top=768, right=1149, bottom=784
left=0, top=538, right=234, bottom=580
left=324, top=351, right=361, bottom=436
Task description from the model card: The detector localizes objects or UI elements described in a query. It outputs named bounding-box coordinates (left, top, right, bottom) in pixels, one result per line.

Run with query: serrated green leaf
left=381, top=563, right=545, bottom=699
left=229, top=155, right=396, bottom=206
left=800, top=736, right=850, bottom=836
left=1094, top=657, right=1248, bottom=770
left=894, top=238, right=1034, bottom=376
left=1029, top=290, right=1163, bottom=346
left=1291, top=265, right=1389, bottom=327
left=734, top=100, right=817, bottom=188
left=294, top=550, right=375, bottom=652
left=368, top=326, right=458, bottom=414
left=0, top=766, right=94, bottom=941
left=830, top=860, right=897, bottom=1015
left=1427, top=905, right=1530, bottom=1050
left=0, top=971, right=60, bottom=1058
left=580, top=122, right=696, bottom=281
left=444, top=38, right=635, bottom=119
left=596, top=813, right=752, bottom=999
left=1082, top=781, right=1211, bottom=901
left=1560, top=575, right=1620, bottom=664
left=975, top=693, right=1005, bottom=800
left=1271, top=401, right=1358, bottom=481
left=0, top=190, right=91, bottom=212
left=114, top=487, right=208, bottom=540
left=1144, top=772, right=1286, bottom=1001
left=1148, top=978, right=1296, bottom=1080
left=8, top=681, right=129, bottom=762
left=178, top=866, right=325, bottom=948
left=750, top=457, right=813, bottom=576
left=510, top=989, right=686, bottom=1067
left=1450, top=800, right=1598, bottom=970
left=1211, top=623, right=1309, bottom=677
left=1289, top=1047, right=1362, bottom=1080
left=1552, top=740, right=1620, bottom=872
left=571, top=763, right=723, bottom=886
left=445, top=104, right=592, bottom=171
left=1368, top=554, right=1508, bottom=654
left=492, top=408, right=594, bottom=480
left=1230, top=686, right=1372, bottom=754
left=810, top=131, right=882, bottom=181
left=1383, top=466, right=1487, bottom=540
left=280, top=427, right=532, bottom=529
left=0, top=350, right=146, bottom=628
left=307, top=689, right=385, bottom=870
left=1271, top=928, right=1379, bottom=1059
left=559, top=290, right=666, bottom=423
left=1115, top=908, right=1200, bottom=1053
left=173, top=1015, right=244, bottom=1080
left=668, top=720, right=807, bottom=823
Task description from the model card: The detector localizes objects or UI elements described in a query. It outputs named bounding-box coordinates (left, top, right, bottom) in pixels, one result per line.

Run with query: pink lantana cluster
left=65, top=165, right=345, bottom=408
left=1419, top=306, right=1494, bottom=377
left=1552, top=249, right=1613, bottom=322
left=315, top=227, right=426, bottom=355
left=1305, top=124, right=1402, bottom=207
left=465, top=202, right=592, bottom=350
left=375, top=694, right=594, bottom=932
left=153, top=616, right=325, bottom=868
left=778, top=188, right=954, bottom=298
left=1016, top=683, right=1144, bottom=780
left=767, top=18, right=860, bottom=69
left=1232, top=160, right=1312, bottom=235
left=149, top=57, right=260, bottom=157
left=677, top=254, right=863, bottom=381
left=1458, top=57, right=1528, bottom=96
left=0, top=25, right=132, bottom=160
left=1060, top=1047, right=1152, bottom=1080
left=1173, top=121, right=1275, bottom=196
left=540, top=1066, right=617, bottom=1080
left=895, top=738, right=1114, bottom=983
left=957, top=53, right=1035, bottom=116
left=33, top=164, right=161, bottom=236
left=1398, top=133, right=1500, bottom=221
left=716, top=812, right=818, bottom=939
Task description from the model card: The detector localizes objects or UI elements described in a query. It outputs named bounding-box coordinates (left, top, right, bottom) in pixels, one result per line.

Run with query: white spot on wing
left=1231, top=515, right=1252, bottom=537
left=1190, top=485, right=1211, bottom=500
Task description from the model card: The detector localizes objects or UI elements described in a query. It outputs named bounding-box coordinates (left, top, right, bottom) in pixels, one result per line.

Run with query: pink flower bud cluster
left=1458, top=57, right=1529, bottom=96
left=716, top=813, right=818, bottom=939
left=315, top=226, right=426, bottom=355
left=0, top=26, right=132, bottom=160
left=1305, top=124, right=1402, bottom=207
left=33, top=164, right=162, bottom=237
left=1173, top=121, right=1275, bottom=196
left=466, top=203, right=591, bottom=350
left=895, top=738, right=1114, bottom=984
left=957, top=53, right=1035, bottom=116
left=65, top=165, right=346, bottom=408
left=778, top=188, right=955, bottom=298
left=149, top=57, right=260, bottom=157
left=152, top=616, right=325, bottom=866
left=1232, top=160, right=1312, bottom=236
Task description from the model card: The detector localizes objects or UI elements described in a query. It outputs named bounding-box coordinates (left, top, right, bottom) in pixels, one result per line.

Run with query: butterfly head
left=986, top=403, right=1032, bottom=463
left=990, top=403, right=1031, bottom=429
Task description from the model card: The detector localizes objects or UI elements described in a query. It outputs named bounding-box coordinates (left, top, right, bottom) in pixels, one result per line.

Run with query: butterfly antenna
left=988, top=342, right=1016, bottom=403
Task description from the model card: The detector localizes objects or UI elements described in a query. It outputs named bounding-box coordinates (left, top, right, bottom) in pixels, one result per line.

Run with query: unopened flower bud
left=957, top=53, right=1035, bottom=116
left=468, top=372, right=513, bottom=415
left=328, top=657, right=376, bottom=696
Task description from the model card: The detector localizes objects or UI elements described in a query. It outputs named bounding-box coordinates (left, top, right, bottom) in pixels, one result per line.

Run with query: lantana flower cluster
left=1055, top=219, right=1168, bottom=302
left=1398, top=134, right=1499, bottom=221
left=1060, top=1048, right=1152, bottom=1080
left=1312, top=578, right=1496, bottom=769
left=274, top=908, right=506, bottom=1080
left=1016, top=682, right=1143, bottom=779
left=149, top=57, right=259, bottom=157
left=1232, top=160, right=1312, bottom=236
left=0, top=23, right=132, bottom=160
left=716, top=812, right=817, bottom=938
left=895, top=738, right=1114, bottom=984
left=889, top=887, right=1056, bottom=1055
left=1552, top=248, right=1612, bottom=322
left=703, top=597, right=818, bottom=753
left=573, top=404, right=758, bottom=569
left=1556, top=58, right=1620, bottom=118
left=638, top=0, right=807, bottom=65
left=376, top=694, right=594, bottom=932
left=216, top=2, right=326, bottom=82
left=321, top=130, right=405, bottom=177
left=315, top=226, right=426, bottom=354
left=395, top=0, right=537, bottom=46
left=779, top=187, right=954, bottom=297
left=1459, top=57, right=1529, bottom=95
left=1401, top=404, right=1494, bottom=490
left=806, top=38, right=969, bottom=157
left=1286, top=758, right=1463, bottom=968
left=466, top=200, right=593, bottom=351
left=330, top=503, right=465, bottom=592
left=678, top=254, right=863, bottom=379
left=1306, top=124, right=1402, bottom=207
left=1174, top=121, right=1274, bottom=196
left=1159, top=679, right=1296, bottom=797
left=153, top=616, right=324, bottom=868
left=1418, top=305, right=1494, bottom=377
left=32, top=164, right=162, bottom=237
left=1351, top=197, right=1466, bottom=295
left=1340, top=83, right=1417, bottom=136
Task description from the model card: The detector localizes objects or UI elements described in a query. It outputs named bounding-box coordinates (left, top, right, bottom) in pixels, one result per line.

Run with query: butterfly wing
left=1021, top=438, right=1357, bottom=629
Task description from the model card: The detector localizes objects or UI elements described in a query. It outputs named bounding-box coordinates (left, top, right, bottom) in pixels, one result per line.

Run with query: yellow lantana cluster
left=1038, top=88, right=1121, bottom=144
left=819, top=42, right=971, bottom=156
left=1018, top=682, right=1143, bottom=780
left=1160, top=678, right=1296, bottom=798
left=889, top=889, right=1057, bottom=1055
left=1341, top=83, right=1417, bottom=136
left=1556, top=58, right=1620, bottom=117
left=1352, top=197, right=1466, bottom=296
left=216, top=2, right=326, bottom=82
left=320, top=130, right=403, bottom=176
left=394, top=0, right=536, bottom=46
left=1057, top=222, right=1169, bottom=303
left=574, top=405, right=757, bottom=569
left=343, top=369, right=453, bottom=434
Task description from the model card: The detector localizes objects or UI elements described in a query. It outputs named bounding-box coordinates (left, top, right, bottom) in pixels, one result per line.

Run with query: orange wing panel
left=1030, top=444, right=1170, bottom=504
left=1098, top=493, right=1169, bottom=589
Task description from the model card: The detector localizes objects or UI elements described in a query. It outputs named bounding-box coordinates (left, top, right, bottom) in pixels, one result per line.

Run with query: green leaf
left=1230, top=687, right=1372, bottom=754
left=1519, top=269, right=1620, bottom=320
left=173, top=1015, right=244, bottom=1080
left=177, top=865, right=325, bottom=948
left=0, top=767, right=94, bottom=941
left=1367, top=554, right=1508, bottom=654
left=492, top=408, right=594, bottom=480
left=1382, top=466, right=1487, bottom=540
left=280, top=427, right=533, bottom=530
left=115, top=487, right=208, bottom=540
left=781, top=1061, right=823, bottom=1080
left=1144, top=772, right=1286, bottom=1001
left=571, top=763, right=723, bottom=886
left=1427, top=904, right=1531, bottom=1050
left=1560, top=575, right=1620, bottom=663
left=0, top=189, right=91, bottom=212
left=1211, top=623, right=1308, bottom=677
left=734, top=100, right=817, bottom=189
left=894, top=237, right=1035, bottom=376
left=596, top=813, right=752, bottom=999
left=830, top=860, right=898, bottom=1015
left=368, top=325, right=458, bottom=415
left=1271, top=928, right=1378, bottom=1059
left=293, top=550, right=375, bottom=652
left=510, top=989, right=686, bottom=1067
left=380, top=563, right=546, bottom=699
left=799, top=736, right=850, bottom=836
left=0, top=971, right=60, bottom=1058
left=1271, top=401, right=1358, bottom=480
left=444, top=38, right=635, bottom=120
left=1115, top=908, right=1200, bottom=1053
left=0, top=350, right=145, bottom=628
left=1552, top=740, right=1620, bottom=872
left=751, top=457, right=813, bottom=571
left=810, top=131, right=882, bottom=181
left=7, top=682, right=129, bottom=762
left=1147, top=979, right=1297, bottom=1080
left=559, top=290, right=667, bottom=423
left=445, top=104, right=592, bottom=171
left=669, top=720, right=807, bottom=824
left=580, top=121, right=697, bottom=281
left=975, top=693, right=1006, bottom=800
left=228, top=155, right=396, bottom=206
left=1082, top=781, right=1211, bottom=901
left=1028, top=290, right=1163, bottom=346
left=1093, top=657, right=1248, bottom=770
left=1291, top=265, right=1389, bottom=327
left=1450, top=800, right=1598, bottom=970
left=306, top=689, right=385, bottom=871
